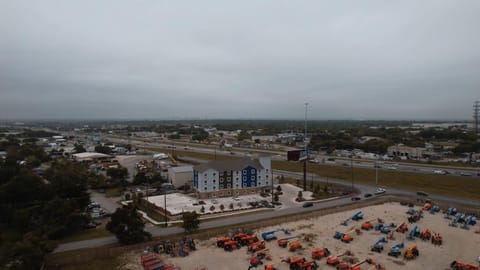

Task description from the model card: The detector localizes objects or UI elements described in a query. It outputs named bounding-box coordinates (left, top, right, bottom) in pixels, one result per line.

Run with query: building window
left=204, top=187, right=207, bottom=191
left=258, top=176, right=261, bottom=179
left=213, top=186, right=216, bottom=190
left=213, top=180, right=216, bottom=183
left=266, top=175, right=269, bottom=179
left=266, top=169, right=269, bottom=173
left=243, top=170, right=247, bottom=175
left=251, top=169, right=255, bottom=173
left=213, top=173, right=216, bottom=176
left=204, top=180, right=207, bottom=185
left=243, top=176, right=246, bottom=181
left=236, top=184, right=239, bottom=188
left=251, top=176, right=255, bottom=180
left=227, top=184, right=231, bottom=188
left=227, top=177, right=231, bottom=181
left=266, top=181, right=269, bottom=185
left=236, top=177, right=239, bottom=181
left=204, top=173, right=207, bottom=177
left=236, top=171, right=239, bottom=175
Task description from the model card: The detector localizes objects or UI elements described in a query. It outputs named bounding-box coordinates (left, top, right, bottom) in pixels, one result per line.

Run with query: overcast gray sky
left=1, top=1, right=479, bottom=120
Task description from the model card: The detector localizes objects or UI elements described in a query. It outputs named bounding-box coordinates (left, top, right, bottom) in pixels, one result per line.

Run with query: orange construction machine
left=282, top=257, right=306, bottom=269
left=395, top=223, right=408, bottom=233
left=248, top=240, right=266, bottom=253
left=431, top=232, right=442, bottom=245
left=336, top=259, right=373, bottom=270
left=420, top=228, right=431, bottom=241
left=326, top=251, right=353, bottom=266
left=288, top=241, right=302, bottom=252
left=404, top=243, right=419, bottom=260
left=450, top=260, right=479, bottom=270
left=223, top=240, right=240, bottom=251
left=216, top=237, right=231, bottom=248
left=312, top=248, right=330, bottom=260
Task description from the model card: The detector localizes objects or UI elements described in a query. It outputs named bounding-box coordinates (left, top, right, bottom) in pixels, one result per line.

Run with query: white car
left=433, top=170, right=448, bottom=175
left=374, top=188, right=386, bottom=195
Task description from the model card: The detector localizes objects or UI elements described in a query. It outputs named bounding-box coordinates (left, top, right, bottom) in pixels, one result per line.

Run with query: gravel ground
left=122, top=202, right=480, bottom=270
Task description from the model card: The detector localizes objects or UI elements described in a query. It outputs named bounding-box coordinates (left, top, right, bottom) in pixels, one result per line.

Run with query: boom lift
left=408, top=225, right=420, bottom=240
left=341, top=211, right=364, bottom=226
left=431, top=232, right=442, bottom=245
left=404, top=243, right=419, bottom=260
left=450, top=260, right=479, bottom=270
left=371, top=237, right=388, bottom=253
left=333, top=227, right=356, bottom=243
left=387, top=242, right=404, bottom=257
left=462, top=215, right=475, bottom=230
left=450, top=213, right=463, bottom=227
left=395, top=223, right=408, bottom=233
left=311, top=248, right=330, bottom=260
left=336, top=258, right=373, bottom=270
left=326, top=251, right=353, bottom=266
left=445, top=207, right=457, bottom=219
left=261, top=228, right=291, bottom=241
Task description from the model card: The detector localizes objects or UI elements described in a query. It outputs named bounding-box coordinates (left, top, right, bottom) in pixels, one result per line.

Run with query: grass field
left=59, top=218, right=112, bottom=243
left=168, top=150, right=479, bottom=200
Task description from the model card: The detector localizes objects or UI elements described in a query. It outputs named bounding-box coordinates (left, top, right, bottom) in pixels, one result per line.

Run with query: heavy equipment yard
left=123, top=202, right=479, bottom=270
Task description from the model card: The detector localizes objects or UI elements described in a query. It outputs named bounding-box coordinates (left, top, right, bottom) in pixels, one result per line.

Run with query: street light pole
left=303, top=102, right=308, bottom=191
left=351, top=154, right=354, bottom=192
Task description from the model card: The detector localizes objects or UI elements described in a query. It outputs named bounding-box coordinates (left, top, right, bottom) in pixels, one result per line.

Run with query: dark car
left=302, top=202, right=314, bottom=208
left=351, top=196, right=361, bottom=201
left=416, top=191, right=429, bottom=197
left=364, top=193, right=373, bottom=198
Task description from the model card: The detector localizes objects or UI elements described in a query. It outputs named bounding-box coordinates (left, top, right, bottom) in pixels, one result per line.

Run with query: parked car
left=374, top=188, right=386, bottom=195
left=302, top=202, right=314, bottom=208
left=460, top=172, right=473, bottom=176
left=351, top=196, right=361, bottom=201
left=364, top=193, right=373, bottom=198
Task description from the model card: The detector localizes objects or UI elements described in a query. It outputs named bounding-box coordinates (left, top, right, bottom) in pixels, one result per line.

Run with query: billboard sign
left=287, top=149, right=310, bottom=161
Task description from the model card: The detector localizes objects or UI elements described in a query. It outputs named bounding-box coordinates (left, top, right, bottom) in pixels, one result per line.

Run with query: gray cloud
left=1, top=1, right=479, bottom=120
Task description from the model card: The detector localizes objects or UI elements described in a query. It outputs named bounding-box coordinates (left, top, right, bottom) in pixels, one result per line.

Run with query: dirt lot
left=122, top=203, right=480, bottom=270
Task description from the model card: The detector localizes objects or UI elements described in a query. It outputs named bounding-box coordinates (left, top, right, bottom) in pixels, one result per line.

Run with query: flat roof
left=169, top=166, right=193, bottom=173
left=72, top=152, right=111, bottom=159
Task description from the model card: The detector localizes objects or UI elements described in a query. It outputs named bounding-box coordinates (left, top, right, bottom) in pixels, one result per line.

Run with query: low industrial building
left=387, top=145, right=424, bottom=159
left=167, top=166, right=193, bottom=188
left=193, top=157, right=272, bottom=199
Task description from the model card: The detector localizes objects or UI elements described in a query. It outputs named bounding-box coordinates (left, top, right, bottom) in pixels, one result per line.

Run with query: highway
left=108, top=135, right=480, bottom=178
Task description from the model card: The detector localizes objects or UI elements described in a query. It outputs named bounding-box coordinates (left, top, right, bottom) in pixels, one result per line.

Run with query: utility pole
left=164, top=190, right=168, bottom=227
left=303, top=102, right=309, bottom=191
left=473, top=101, right=479, bottom=134
left=350, top=154, right=354, bottom=192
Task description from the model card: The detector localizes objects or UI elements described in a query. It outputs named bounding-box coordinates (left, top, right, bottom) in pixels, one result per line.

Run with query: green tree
left=209, top=205, right=215, bottom=211
left=6, top=232, right=56, bottom=270
left=220, top=204, right=225, bottom=211
left=200, top=206, right=205, bottom=213
left=94, top=145, right=112, bottom=154
left=182, top=211, right=200, bottom=233
left=276, top=185, right=282, bottom=192
left=107, top=167, right=129, bottom=186
left=106, top=207, right=151, bottom=244
left=237, top=130, right=251, bottom=141
left=74, top=144, right=86, bottom=153
left=274, top=193, right=279, bottom=202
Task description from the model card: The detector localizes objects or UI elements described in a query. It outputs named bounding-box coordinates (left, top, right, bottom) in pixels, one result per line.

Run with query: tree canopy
left=106, top=206, right=151, bottom=244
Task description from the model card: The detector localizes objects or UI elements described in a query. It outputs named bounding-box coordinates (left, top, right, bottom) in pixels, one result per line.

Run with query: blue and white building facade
left=193, top=157, right=272, bottom=199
